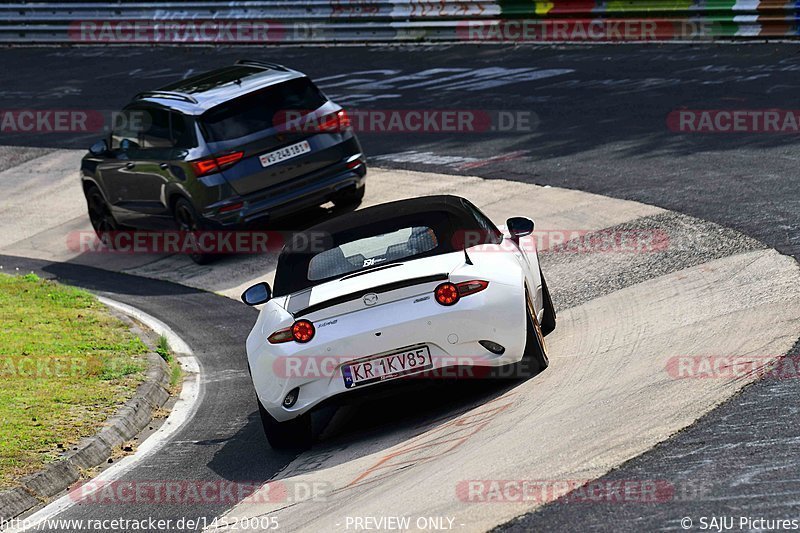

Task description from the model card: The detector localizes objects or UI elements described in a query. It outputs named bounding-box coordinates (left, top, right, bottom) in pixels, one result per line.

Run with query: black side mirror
left=241, top=282, right=272, bottom=306
left=506, top=217, right=535, bottom=239
left=89, top=139, right=109, bottom=156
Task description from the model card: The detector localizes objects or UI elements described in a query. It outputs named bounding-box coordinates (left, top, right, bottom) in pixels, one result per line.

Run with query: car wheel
left=519, top=291, right=549, bottom=378
left=85, top=186, right=118, bottom=245
left=173, top=197, right=214, bottom=265
left=333, top=185, right=365, bottom=209
left=540, top=270, right=557, bottom=336
left=257, top=398, right=312, bottom=451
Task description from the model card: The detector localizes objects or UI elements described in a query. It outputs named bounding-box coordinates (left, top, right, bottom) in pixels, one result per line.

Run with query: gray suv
left=81, top=59, right=366, bottom=262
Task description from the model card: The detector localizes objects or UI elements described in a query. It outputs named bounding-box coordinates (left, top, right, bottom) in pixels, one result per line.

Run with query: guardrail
left=1, top=1, right=798, bottom=44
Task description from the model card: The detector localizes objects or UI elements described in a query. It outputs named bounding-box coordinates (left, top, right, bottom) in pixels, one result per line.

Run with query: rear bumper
left=247, top=285, right=527, bottom=422
left=201, top=158, right=366, bottom=228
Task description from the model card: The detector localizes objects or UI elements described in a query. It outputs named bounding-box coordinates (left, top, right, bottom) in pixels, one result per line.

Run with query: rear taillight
left=268, top=319, right=316, bottom=344
left=435, top=283, right=460, bottom=306
left=292, top=320, right=315, bottom=343
left=456, top=280, right=489, bottom=297
left=435, top=280, right=489, bottom=306
left=190, top=151, right=244, bottom=177
left=268, top=327, right=294, bottom=344
left=318, top=110, right=351, bottom=133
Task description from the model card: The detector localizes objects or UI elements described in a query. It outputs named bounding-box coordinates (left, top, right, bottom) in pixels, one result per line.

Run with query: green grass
left=155, top=334, right=182, bottom=389
left=0, top=273, right=149, bottom=489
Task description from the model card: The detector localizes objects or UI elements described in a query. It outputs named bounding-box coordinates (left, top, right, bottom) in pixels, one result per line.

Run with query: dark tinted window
left=140, top=108, right=172, bottom=149
left=273, top=211, right=467, bottom=296
left=111, top=107, right=147, bottom=150
left=308, top=226, right=438, bottom=281
left=170, top=112, right=197, bottom=149
left=200, top=78, right=326, bottom=142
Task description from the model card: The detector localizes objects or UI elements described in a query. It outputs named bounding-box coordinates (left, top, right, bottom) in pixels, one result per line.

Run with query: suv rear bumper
left=202, top=159, right=366, bottom=228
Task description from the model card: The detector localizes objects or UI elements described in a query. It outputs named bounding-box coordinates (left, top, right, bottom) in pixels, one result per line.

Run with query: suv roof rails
left=235, top=59, right=288, bottom=72
left=134, top=91, right=199, bottom=104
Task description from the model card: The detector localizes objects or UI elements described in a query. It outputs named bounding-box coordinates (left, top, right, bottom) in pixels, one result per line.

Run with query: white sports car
left=242, top=195, right=555, bottom=449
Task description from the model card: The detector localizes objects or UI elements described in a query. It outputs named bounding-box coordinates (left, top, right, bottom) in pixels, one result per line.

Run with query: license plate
left=342, top=346, right=433, bottom=389
left=259, top=140, right=311, bottom=168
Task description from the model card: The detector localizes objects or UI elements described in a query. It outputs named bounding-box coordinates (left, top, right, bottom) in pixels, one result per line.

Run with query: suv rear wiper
left=339, top=262, right=402, bottom=281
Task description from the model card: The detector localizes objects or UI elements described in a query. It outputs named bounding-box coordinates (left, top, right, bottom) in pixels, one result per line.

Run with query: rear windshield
left=200, top=77, right=326, bottom=142
left=308, top=226, right=438, bottom=281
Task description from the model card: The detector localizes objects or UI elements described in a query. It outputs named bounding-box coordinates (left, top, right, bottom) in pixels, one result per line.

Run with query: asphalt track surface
left=1, top=44, right=799, bottom=530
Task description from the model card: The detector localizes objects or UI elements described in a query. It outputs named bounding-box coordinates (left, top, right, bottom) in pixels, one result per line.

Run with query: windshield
left=308, top=226, right=438, bottom=281
left=200, top=77, right=326, bottom=142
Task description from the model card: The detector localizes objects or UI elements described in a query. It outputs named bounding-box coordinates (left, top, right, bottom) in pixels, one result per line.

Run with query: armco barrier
left=0, top=1, right=798, bottom=44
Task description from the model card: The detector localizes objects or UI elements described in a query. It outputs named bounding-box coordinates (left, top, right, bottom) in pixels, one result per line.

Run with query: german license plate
left=342, top=346, right=433, bottom=389
left=259, top=140, right=311, bottom=167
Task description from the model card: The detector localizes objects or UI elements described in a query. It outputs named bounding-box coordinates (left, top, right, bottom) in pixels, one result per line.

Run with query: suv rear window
left=200, top=77, right=326, bottom=142
left=308, top=226, right=438, bottom=281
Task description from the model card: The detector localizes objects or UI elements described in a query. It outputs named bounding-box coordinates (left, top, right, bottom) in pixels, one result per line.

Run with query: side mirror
left=241, top=282, right=272, bottom=306
left=506, top=217, right=534, bottom=239
left=89, top=139, right=109, bottom=156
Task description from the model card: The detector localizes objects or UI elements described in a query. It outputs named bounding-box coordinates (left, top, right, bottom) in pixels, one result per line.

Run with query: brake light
left=435, top=280, right=489, bottom=306
left=191, top=151, right=244, bottom=177
left=268, top=319, right=316, bottom=344
left=435, top=283, right=459, bottom=306
left=292, top=320, right=315, bottom=343
left=318, top=110, right=351, bottom=133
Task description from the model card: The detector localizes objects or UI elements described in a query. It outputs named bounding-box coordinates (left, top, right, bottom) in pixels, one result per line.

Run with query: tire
left=85, top=185, right=119, bottom=245
left=173, top=197, right=215, bottom=265
left=518, top=291, right=549, bottom=379
left=333, top=184, right=365, bottom=209
left=258, top=399, right=312, bottom=451
left=540, top=270, right=557, bottom=336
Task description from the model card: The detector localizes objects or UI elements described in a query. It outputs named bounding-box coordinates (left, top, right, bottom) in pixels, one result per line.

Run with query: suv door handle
left=125, top=162, right=135, bottom=169
left=159, top=163, right=169, bottom=170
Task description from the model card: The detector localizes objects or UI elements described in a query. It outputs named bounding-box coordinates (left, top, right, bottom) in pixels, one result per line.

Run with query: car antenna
left=464, top=247, right=473, bottom=265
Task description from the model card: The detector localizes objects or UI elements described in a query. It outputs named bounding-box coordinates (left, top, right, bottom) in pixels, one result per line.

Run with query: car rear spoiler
left=288, top=274, right=448, bottom=318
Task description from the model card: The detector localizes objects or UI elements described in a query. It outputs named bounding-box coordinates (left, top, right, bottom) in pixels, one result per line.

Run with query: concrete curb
left=0, top=317, right=171, bottom=521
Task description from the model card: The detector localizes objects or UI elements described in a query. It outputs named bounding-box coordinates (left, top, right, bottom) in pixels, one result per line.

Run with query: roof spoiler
left=235, top=59, right=288, bottom=72
left=134, top=91, right=198, bottom=104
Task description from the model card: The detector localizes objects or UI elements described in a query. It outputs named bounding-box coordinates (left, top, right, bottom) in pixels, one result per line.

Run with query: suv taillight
left=318, top=110, right=351, bottom=133
left=191, top=151, right=244, bottom=177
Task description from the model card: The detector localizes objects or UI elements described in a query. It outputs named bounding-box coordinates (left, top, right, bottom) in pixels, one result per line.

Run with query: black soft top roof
left=305, top=195, right=476, bottom=235
left=272, top=195, right=489, bottom=296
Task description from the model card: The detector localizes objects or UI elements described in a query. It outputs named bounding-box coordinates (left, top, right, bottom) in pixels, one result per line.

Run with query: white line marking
left=8, top=296, right=203, bottom=533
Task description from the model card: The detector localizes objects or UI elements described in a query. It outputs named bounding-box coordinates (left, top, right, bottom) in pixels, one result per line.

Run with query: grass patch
left=155, top=334, right=182, bottom=389
left=0, top=273, right=149, bottom=489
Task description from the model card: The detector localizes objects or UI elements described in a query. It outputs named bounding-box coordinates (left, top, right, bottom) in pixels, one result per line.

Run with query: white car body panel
left=246, top=230, right=545, bottom=422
